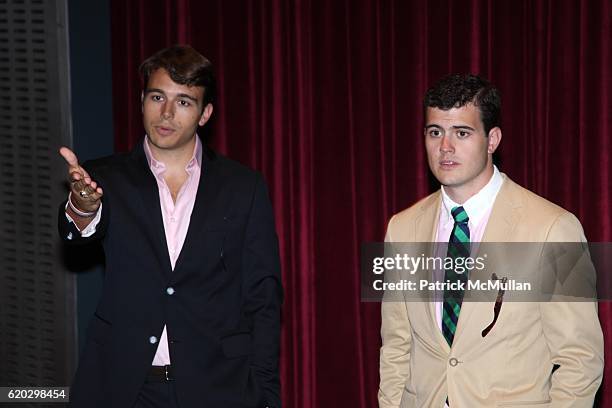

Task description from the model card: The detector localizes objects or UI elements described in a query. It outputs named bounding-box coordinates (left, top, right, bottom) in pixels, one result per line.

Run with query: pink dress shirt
left=143, top=136, right=202, bottom=366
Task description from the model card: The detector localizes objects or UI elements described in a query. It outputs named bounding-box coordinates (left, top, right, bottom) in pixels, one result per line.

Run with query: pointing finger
left=59, top=146, right=79, bottom=167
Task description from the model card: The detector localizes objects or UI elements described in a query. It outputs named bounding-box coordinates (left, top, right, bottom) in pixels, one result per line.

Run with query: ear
left=487, top=127, right=502, bottom=154
left=140, top=91, right=144, bottom=112
left=198, top=103, right=214, bottom=126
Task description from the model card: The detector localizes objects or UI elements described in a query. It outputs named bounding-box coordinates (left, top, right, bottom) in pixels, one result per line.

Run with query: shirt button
left=170, top=217, right=176, bottom=223
left=149, top=336, right=158, bottom=344
left=166, top=287, right=175, bottom=295
left=449, top=357, right=459, bottom=367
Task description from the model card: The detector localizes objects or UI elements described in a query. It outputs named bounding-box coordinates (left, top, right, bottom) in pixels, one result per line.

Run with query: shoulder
left=502, top=175, right=575, bottom=222
left=386, top=191, right=440, bottom=239
left=207, top=152, right=266, bottom=189
left=501, top=175, right=585, bottom=241
left=504, top=177, right=565, bottom=215
left=391, top=192, right=439, bottom=223
left=210, top=153, right=261, bottom=178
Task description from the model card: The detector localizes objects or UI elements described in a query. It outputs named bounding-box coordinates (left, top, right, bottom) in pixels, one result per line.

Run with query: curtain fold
left=109, top=1, right=612, bottom=406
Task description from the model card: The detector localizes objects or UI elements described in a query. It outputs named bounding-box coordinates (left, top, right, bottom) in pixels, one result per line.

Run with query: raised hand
left=59, top=147, right=103, bottom=215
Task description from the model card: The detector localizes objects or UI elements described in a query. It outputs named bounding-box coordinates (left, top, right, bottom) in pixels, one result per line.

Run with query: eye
left=427, top=129, right=442, bottom=138
left=457, top=130, right=471, bottom=138
left=178, top=100, right=191, bottom=107
left=150, top=94, right=163, bottom=102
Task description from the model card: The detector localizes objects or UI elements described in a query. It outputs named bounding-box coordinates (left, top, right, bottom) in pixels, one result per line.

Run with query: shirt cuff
left=64, top=195, right=102, bottom=237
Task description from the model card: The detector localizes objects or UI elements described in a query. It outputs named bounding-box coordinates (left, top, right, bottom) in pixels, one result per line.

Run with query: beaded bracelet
left=68, top=192, right=97, bottom=218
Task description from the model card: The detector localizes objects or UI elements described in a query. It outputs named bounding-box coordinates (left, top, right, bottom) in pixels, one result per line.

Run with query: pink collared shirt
left=143, top=135, right=202, bottom=366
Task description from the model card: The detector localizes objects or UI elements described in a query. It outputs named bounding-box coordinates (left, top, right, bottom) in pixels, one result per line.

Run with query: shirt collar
left=440, top=165, right=504, bottom=226
left=143, top=135, right=202, bottom=178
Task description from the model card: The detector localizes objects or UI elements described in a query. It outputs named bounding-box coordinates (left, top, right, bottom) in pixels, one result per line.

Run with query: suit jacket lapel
left=413, top=192, right=452, bottom=353
left=453, top=174, right=523, bottom=342
left=128, top=143, right=173, bottom=280
left=415, top=193, right=441, bottom=243
left=480, top=175, right=523, bottom=242
left=172, top=146, right=225, bottom=276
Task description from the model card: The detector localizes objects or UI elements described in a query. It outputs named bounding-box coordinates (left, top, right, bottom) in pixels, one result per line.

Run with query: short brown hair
left=423, top=74, right=501, bottom=136
left=139, top=45, right=216, bottom=105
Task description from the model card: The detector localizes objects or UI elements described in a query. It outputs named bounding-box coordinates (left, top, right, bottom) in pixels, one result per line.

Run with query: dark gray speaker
left=0, top=0, right=76, bottom=402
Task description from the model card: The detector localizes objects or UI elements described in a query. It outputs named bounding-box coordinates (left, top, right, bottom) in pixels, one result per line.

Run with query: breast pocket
left=203, top=215, right=249, bottom=233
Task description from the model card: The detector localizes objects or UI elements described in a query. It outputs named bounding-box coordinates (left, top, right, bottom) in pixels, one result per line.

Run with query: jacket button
left=449, top=357, right=459, bottom=367
left=149, top=336, right=158, bottom=344
left=166, top=287, right=175, bottom=295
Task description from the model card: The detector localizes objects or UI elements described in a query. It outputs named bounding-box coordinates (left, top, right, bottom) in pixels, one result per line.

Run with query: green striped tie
left=442, top=206, right=470, bottom=346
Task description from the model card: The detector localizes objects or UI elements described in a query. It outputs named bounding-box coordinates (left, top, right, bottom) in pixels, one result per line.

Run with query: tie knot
left=451, top=206, right=469, bottom=223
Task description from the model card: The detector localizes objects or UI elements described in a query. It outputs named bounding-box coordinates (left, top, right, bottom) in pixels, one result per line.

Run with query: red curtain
left=109, top=1, right=612, bottom=406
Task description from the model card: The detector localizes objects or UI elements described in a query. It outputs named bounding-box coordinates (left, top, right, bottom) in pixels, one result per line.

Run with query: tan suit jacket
left=378, top=174, right=604, bottom=407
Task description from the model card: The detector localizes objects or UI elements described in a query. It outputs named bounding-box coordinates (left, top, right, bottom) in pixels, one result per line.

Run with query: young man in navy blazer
left=59, top=45, right=283, bottom=408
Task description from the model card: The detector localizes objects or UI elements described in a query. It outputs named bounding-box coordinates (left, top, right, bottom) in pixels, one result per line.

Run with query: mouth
left=439, top=160, right=460, bottom=169
left=154, top=125, right=176, bottom=136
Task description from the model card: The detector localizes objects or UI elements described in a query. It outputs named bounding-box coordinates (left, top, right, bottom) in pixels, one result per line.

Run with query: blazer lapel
left=414, top=192, right=441, bottom=243
left=128, top=143, right=173, bottom=280
left=413, top=192, right=452, bottom=353
left=453, top=174, right=523, bottom=341
left=172, top=146, right=225, bottom=276
left=481, top=174, right=523, bottom=243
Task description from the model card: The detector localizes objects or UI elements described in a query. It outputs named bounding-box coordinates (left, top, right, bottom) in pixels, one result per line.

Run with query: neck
left=444, top=189, right=474, bottom=205
left=149, top=137, right=196, bottom=171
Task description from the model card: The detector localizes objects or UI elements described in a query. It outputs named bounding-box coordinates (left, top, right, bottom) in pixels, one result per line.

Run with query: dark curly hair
left=140, top=45, right=216, bottom=107
left=423, top=74, right=501, bottom=135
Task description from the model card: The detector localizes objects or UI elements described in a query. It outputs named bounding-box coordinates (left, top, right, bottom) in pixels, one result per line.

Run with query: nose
left=439, top=135, right=453, bottom=153
left=161, top=102, right=174, bottom=120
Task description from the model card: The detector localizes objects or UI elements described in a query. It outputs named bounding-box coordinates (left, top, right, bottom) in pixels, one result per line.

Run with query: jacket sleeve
left=242, top=173, right=283, bottom=408
left=379, top=215, right=412, bottom=408
left=540, top=212, right=604, bottom=407
left=57, top=161, right=109, bottom=245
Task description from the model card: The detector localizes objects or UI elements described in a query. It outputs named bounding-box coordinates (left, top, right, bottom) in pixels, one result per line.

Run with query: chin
left=433, top=172, right=459, bottom=186
left=151, top=134, right=176, bottom=146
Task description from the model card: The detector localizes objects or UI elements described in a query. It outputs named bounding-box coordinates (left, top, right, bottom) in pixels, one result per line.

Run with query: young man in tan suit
left=378, top=74, right=603, bottom=407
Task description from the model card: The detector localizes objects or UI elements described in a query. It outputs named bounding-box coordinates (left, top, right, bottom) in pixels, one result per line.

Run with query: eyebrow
left=144, top=88, right=199, bottom=103
left=452, top=125, right=476, bottom=131
left=424, top=124, right=476, bottom=131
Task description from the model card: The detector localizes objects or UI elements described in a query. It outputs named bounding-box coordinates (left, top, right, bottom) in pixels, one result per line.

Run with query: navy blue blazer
left=59, top=141, right=283, bottom=408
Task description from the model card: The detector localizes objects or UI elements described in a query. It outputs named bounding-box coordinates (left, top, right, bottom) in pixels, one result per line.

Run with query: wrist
left=68, top=192, right=97, bottom=218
